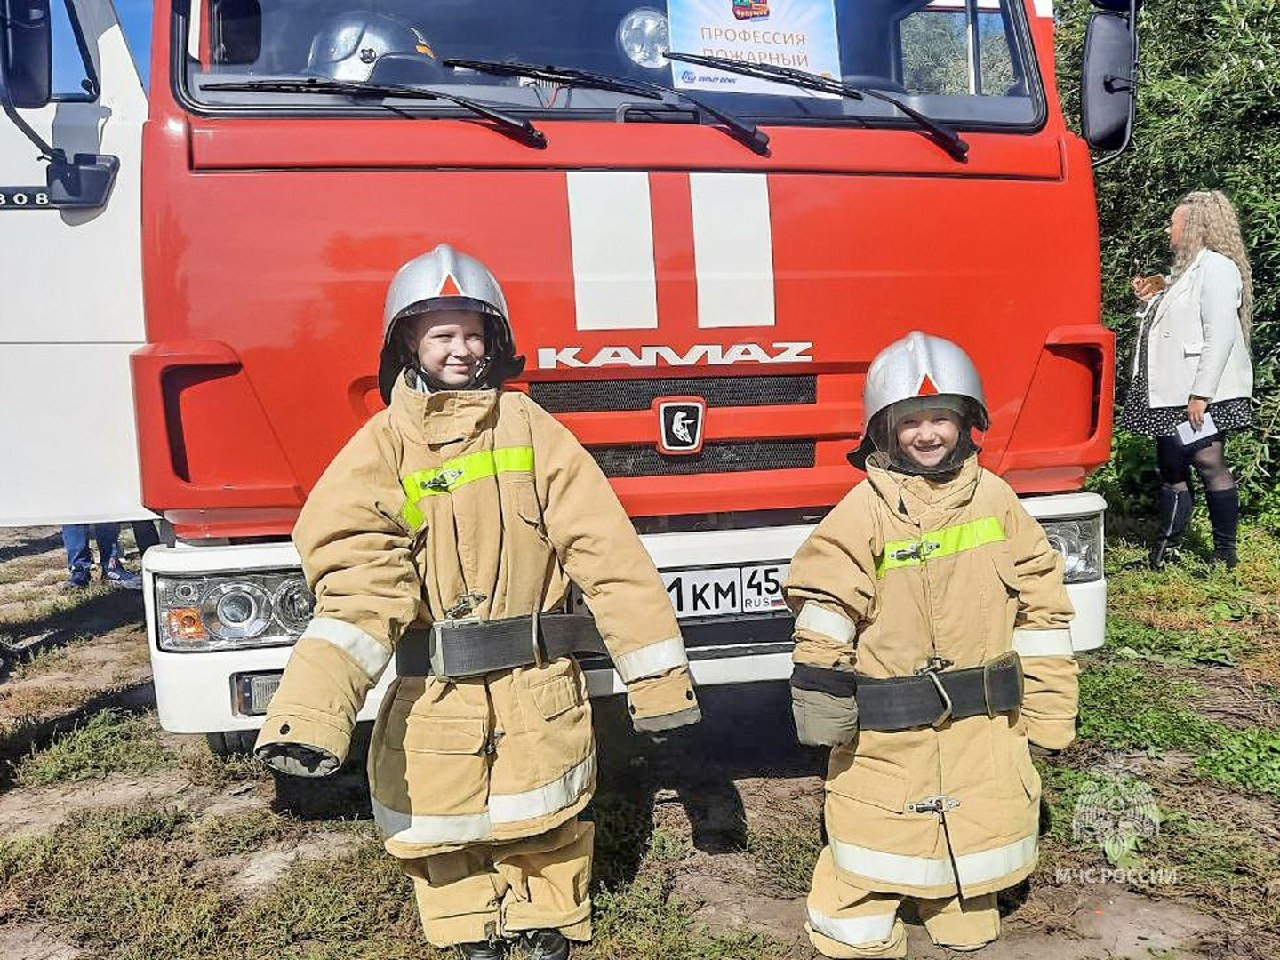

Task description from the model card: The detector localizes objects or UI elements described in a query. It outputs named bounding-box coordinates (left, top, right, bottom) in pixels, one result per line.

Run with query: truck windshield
left=181, top=0, right=1041, bottom=128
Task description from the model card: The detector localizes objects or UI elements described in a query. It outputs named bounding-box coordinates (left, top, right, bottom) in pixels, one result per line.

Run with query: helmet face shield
left=861, top=396, right=986, bottom=476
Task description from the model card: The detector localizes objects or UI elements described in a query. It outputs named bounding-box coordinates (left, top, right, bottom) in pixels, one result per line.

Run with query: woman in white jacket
left=1121, top=190, right=1254, bottom=569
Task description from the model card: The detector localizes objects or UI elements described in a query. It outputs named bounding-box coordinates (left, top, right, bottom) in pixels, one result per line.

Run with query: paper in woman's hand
left=1176, top=411, right=1218, bottom=446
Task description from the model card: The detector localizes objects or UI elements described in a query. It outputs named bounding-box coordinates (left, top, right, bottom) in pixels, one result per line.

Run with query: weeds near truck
left=15, top=709, right=174, bottom=786
left=744, top=813, right=823, bottom=896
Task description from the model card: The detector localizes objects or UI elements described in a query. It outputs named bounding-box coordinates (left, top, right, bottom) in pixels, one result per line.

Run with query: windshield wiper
left=201, top=77, right=546, bottom=149
left=664, top=52, right=968, bottom=162
left=443, top=58, right=770, bottom=157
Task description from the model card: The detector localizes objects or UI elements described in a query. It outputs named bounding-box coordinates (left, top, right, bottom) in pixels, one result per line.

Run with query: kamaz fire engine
left=1, top=0, right=1140, bottom=750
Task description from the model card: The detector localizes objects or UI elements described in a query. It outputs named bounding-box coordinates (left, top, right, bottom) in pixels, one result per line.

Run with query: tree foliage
left=1056, top=0, right=1280, bottom=510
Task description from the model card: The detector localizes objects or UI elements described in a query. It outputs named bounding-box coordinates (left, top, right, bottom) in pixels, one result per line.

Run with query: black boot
left=1205, top=488, right=1239, bottom=569
left=1149, top=484, right=1193, bottom=570
left=457, top=941, right=505, bottom=960
left=523, top=929, right=570, bottom=960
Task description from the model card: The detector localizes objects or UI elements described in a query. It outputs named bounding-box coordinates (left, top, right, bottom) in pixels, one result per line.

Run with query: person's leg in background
left=131, top=520, right=161, bottom=557
left=1190, top=438, right=1239, bottom=568
left=1150, top=437, right=1194, bottom=570
left=62, top=524, right=93, bottom=588
left=95, top=523, right=142, bottom=589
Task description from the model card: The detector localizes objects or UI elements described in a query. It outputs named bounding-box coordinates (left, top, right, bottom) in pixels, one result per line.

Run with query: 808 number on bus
left=0, top=188, right=52, bottom=208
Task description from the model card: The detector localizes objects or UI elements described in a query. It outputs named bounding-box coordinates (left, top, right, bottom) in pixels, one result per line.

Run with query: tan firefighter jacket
left=256, top=379, right=698, bottom=858
left=784, top=456, right=1077, bottom=900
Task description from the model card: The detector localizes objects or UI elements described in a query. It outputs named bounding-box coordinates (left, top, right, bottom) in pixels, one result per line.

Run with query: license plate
left=570, top=562, right=790, bottom=620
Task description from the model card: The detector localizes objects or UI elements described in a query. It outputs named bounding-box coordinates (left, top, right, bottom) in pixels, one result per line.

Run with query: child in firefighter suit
left=253, top=244, right=700, bottom=960
left=784, top=332, right=1078, bottom=957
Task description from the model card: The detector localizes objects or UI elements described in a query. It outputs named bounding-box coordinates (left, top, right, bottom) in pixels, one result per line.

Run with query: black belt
left=790, top=652, right=1024, bottom=731
left=395, top=613, right=609, bottom=680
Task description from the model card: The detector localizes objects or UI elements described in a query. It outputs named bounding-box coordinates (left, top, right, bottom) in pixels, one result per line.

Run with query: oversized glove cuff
left=1025, top=714, right=1077, bottom=752
left=790, top=665, right=859, bottom=747
left=253, top=706, right=352, bottom=777
left=627, top=669, right=701, bottom=733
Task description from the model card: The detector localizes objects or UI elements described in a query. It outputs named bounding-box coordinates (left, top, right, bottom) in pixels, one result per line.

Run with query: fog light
left=618, top=8, right=669, bottom=69
left=234, top=671, right=282, bottom=716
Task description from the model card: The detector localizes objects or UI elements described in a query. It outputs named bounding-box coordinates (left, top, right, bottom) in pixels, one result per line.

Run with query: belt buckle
left=915, top=657, right=955, bottom=727
left=429, top=618, right=480, bottom=681
left=530, top=610, right=546, bottom=670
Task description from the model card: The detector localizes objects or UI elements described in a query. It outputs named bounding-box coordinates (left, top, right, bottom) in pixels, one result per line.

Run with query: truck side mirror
left=0, top=0, right=52, bottom=110
left=1081, top=0, right=1141, bottom=161
left=47, top=152, right=119, bottom=208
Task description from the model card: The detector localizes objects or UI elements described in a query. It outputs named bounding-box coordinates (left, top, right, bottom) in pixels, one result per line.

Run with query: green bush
left=1058, top=0, right=1280, bottom=510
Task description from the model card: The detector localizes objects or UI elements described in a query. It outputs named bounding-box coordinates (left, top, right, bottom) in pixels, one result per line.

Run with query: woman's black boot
left=1205, top=487, right=1240, bottom=569
left=1149, top=484, right=1192, bottom=570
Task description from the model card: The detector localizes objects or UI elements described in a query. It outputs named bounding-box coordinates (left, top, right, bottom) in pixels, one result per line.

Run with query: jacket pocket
left=505, top=475, right=544, bottom=527
left=1013, top=742, right=1040, bottom=801
left=829, top=754, right=909, bottom=813
left=529, top=667, right=586, bottom=721
left=1182, top=340, right=1205, bottom=357
left=404, top=716, right=488, bottom=755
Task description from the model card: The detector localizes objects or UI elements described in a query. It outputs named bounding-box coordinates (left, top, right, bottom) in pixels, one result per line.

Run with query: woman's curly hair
left=1172, top=190, right=1254, bottom=343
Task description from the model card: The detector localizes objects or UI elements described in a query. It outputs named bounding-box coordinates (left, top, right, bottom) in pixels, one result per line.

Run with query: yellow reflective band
left=399, top=446, right=535, bottom=531
left=876, top=516, right=1006, bottom=577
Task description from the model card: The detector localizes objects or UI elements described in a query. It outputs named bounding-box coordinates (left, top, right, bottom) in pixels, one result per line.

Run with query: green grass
left=196, top=809, right=304, bottom=857
left=745, top=816, right=822, bottom=896
left=1106, top=617, right=1253, bottom=667
left=1195, top=727, right=1280, bottom=796
left=0, top=801, right=782, bottom=960
left=15, top=709, right=176, bottom=785
left=1077, top=661, right=1219, bottom=751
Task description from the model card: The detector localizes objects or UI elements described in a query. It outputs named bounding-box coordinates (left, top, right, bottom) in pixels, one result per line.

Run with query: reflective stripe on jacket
left=256, top=378, right=696, bottom=857
left=784, top=457, right=1077, bottom=899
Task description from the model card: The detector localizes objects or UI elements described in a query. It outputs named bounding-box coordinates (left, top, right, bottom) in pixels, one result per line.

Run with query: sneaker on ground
left=103, top=561, right=142, bottom=590
left=65, top=569, right=92, bottom=590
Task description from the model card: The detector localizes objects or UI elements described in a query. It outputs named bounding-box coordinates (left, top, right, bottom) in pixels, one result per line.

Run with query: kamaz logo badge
left=536, top=342, right=813, bottom=369
left=656, top=398, right=707, bottom=455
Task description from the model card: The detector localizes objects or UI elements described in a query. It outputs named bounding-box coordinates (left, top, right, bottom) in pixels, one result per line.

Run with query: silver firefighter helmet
left=849, top=331, right=989, bottom=473
left=306, top=12, right=439, bottom=85
left=378, top=244, right=524, bottom=400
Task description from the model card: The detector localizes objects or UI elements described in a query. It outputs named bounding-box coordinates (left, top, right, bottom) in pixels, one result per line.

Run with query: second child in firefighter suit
left=785, top=333, right=1078, bottom=957
left=252, top=245, right=700, bottom=960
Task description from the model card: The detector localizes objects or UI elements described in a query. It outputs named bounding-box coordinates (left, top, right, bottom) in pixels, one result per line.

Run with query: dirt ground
left=1, top=523, right=1274, bottom=960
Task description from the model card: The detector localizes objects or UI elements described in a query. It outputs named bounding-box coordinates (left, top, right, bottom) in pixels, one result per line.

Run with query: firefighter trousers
left=404, top=819, right=594, bottom=947
left=806, top=847, right=1000, bottom=958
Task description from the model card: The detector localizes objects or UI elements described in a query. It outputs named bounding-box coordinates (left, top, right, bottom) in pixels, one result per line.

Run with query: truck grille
left=529, top=375, right=815, bottom=413
left=591, top=441, right=815, bottom=477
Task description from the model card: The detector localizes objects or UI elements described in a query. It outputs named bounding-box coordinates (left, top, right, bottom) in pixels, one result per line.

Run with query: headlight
left=1040, top=515, right=1103, bottom=584
left=618, top=8, right=669, bottom=69
left=156, top=572, right=313, bottom=652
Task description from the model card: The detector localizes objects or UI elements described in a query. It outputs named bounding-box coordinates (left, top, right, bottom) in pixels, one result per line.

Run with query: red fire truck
left=1, top=0, right=1138, bottom=751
